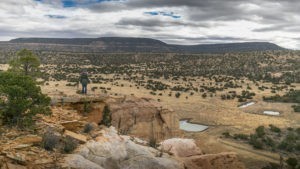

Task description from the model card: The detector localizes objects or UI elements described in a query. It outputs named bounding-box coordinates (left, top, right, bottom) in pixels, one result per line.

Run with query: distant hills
left=1, top=37, right=285, bottom=53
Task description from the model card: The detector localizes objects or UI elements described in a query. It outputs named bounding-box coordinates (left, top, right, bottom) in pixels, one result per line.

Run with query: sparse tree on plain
left=9, top=49, right=40, bottom=77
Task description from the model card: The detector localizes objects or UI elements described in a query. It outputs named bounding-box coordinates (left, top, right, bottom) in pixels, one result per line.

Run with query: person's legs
left=82, top=84, right=87, bottom=94
left=84, top=84, right=87, bottom=94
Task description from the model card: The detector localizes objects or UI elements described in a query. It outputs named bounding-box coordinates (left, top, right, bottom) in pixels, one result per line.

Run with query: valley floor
left=40, top=78, right=300, bottom=169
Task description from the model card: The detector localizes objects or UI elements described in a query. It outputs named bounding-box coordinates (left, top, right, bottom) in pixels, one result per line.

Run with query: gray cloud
left=0, top=0, right=299, bottom=49
left=153, top=34, right=261, bottom=45
left=116, top=18, right=210, bottom=28
left=0, top=29, right=93, bottom=39
left=253, top=24, right=300, bottom=33
left=37, top=0, right=300, bottom=24
left=87, top=0, right=292, bottom=21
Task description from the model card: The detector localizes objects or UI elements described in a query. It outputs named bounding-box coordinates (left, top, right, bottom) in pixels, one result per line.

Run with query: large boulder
left=160, top=138, right=203, bottom=157
left=65, top=154, right=104, bottom=169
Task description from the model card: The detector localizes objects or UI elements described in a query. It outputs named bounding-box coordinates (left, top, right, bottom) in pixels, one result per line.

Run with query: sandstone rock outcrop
left=65, top=127, right=184, bottom=169
left=58, top=95, right=182, bottom=141
left=65, top=127, right=245, bottom=169
left=106, top=96, right=181, bottom=141
left=160, top=138, right=246, bottom=169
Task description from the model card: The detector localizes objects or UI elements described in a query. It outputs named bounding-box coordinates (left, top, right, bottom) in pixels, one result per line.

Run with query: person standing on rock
left=79, top=70, right=90, bottom=94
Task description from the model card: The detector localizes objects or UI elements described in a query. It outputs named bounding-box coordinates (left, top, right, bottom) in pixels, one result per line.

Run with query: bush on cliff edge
left=0, top=72, right=51, bottom=127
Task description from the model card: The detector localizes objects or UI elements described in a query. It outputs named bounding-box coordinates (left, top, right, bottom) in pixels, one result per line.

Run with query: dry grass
left=41, top=78, right=300, bottom=132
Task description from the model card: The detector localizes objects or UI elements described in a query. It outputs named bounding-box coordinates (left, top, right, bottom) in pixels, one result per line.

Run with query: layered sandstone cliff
left=107, top=96, right=181, bottom=140
left=56, top=95, right=181, bottom=141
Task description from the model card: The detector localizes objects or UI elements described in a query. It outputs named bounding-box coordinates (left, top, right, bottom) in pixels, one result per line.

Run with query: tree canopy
left=0, top=71, right=50, bottom=127
left=9, top=49, right=40, bottom=77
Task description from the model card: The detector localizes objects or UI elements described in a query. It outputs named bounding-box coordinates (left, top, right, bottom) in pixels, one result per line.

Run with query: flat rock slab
left=14, top=135, right=42, bottom=145
left=34, top=158, right=54, bottom=165
left=64, top=130, right=87, bottom=143
left=61, top=121, right=84, bottom=132
left=51, top=94, right=108, bottom=105
left=6, top=152, right=26, bottom=164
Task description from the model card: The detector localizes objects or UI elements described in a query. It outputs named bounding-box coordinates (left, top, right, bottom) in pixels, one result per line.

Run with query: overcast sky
left=0, top=0, right=299, bottom=49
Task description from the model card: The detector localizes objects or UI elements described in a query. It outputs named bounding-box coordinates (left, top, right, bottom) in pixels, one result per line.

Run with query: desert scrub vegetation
left=42, top=130, right=61, bottom=151
left=62, top=136, right=79, bottom=153
left=101, top=105, right=112, bottom=127
left=224, top=125, right=300, bottom=166
left=17, top=50, right=297, bottom=91
left=0, top=71, right=51, bottom=127
left=0, top=49, right=50, bottom=127
left=263, top=90, right=300, bottom=112
left=42, top=130, right=78, bottom=153
left=263, top=90, right=300, bottom=103
left=237, top=90, right=256, bottom=102
left=83, top=123, right=94, bottom=133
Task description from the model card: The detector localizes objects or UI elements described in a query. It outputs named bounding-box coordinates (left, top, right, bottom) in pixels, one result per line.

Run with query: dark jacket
left=80, top=73, right=90, bottom=85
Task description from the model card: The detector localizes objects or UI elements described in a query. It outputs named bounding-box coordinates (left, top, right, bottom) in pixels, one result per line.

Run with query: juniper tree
left=0, top=72, right=50, bottom=127
left=9, top=49, right=40, bottom=77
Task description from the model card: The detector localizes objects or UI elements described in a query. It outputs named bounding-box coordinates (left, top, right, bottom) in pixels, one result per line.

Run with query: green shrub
left=249, top=134, right=263, bottom=149
left=233, top=134, right=249, bottom=140
left=83, top=101, right=91, bottom=114
left=263, top=137, right=276, bottom=148
left=286, top=132, right=297, bottom=143
left=0, top=72, right=51, bottom=127
left=269, top=124, right=281, bottom=133
left=175, top=92, right=181, bottom=98
left=286, top=144, right=295, bottom=152
left=296, top=128, right=300, bottom=135
left=42, top=131, right=60, bottom=151
left=296, top=142, right=300, bottom=151
left=222, top=132, right=231, bottom=138
left=238, top=98, right=246, bottom=102
left=83, top=123, right=94, bottom=133
left=101, top=105, right=111, bottom=127
left=63, top=136, right=78, bottom=153
left=292, top=105, right=300, bottom=112
left=149, top=137, right=158, bottom=148
left=286, top=157, right=298, bottom=169
left=256, top=126, right=266, bottom=138
left=278, top=141, right=288, bottom=150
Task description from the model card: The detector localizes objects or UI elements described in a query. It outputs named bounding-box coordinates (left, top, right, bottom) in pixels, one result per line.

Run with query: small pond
left=179, top=120, right=208, bottom=132
left=263, top=111, right=280, bottom=116
left=239, top=102, right=255, bottom=108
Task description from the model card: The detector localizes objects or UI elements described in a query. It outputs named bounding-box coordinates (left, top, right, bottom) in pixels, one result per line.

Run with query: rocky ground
left=0, top=94, right=246, bottom=169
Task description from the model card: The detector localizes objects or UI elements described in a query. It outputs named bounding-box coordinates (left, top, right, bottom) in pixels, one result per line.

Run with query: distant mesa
left=4, top=37, right=285, bottom=53
left=9, top=37, right=167, bottom=46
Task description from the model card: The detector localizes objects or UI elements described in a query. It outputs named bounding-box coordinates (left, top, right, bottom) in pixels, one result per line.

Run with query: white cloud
left=0, top=0, right=299, bottom=49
